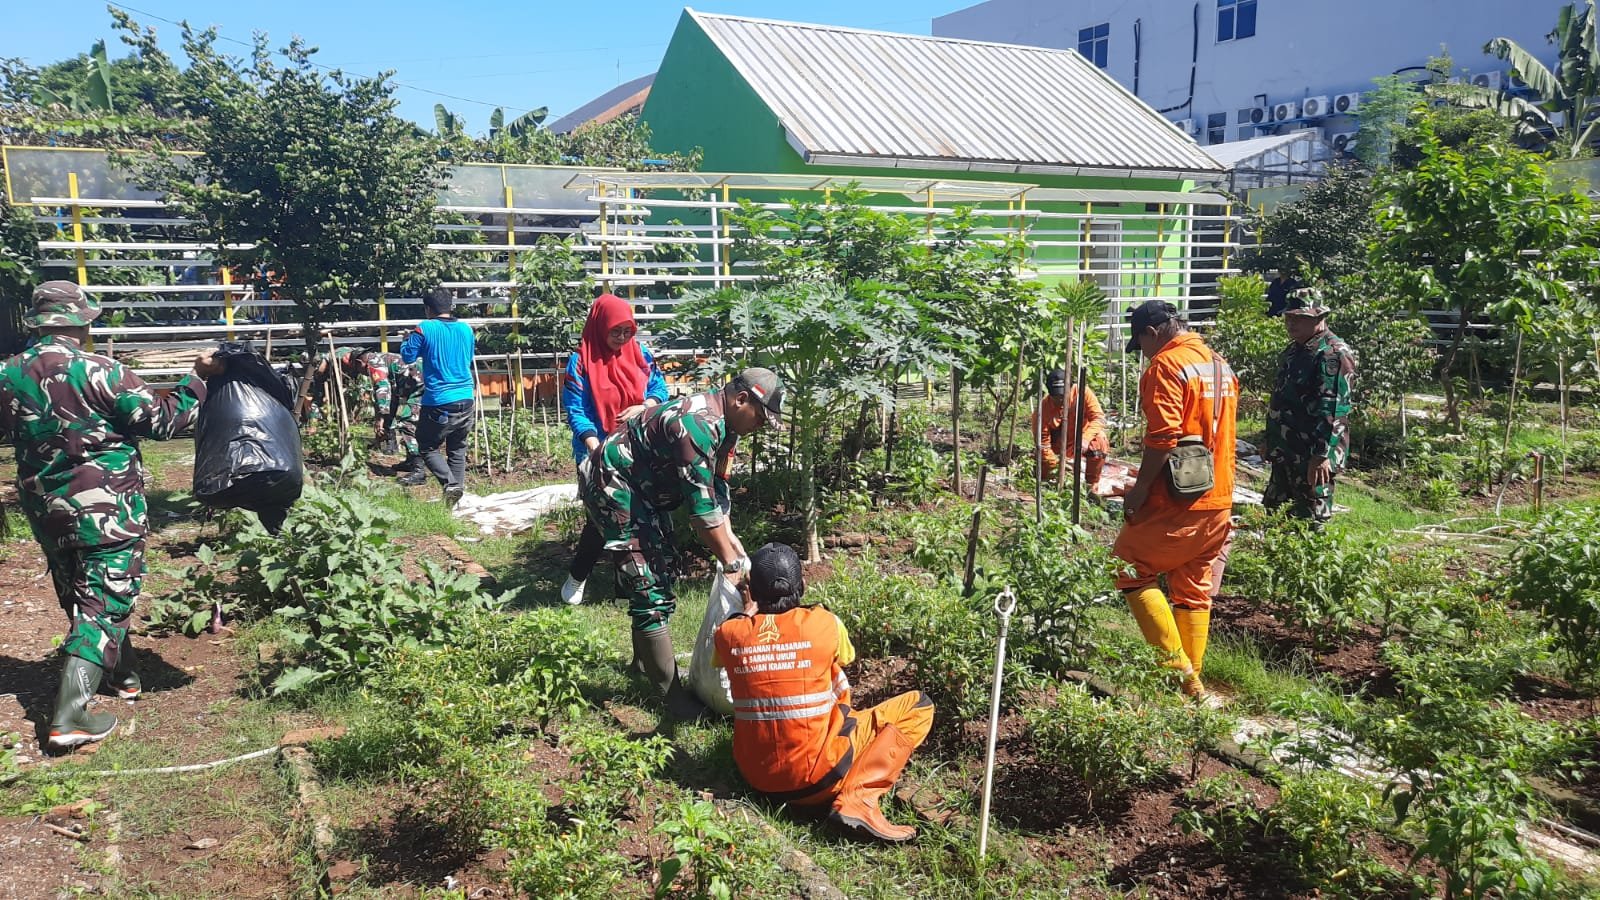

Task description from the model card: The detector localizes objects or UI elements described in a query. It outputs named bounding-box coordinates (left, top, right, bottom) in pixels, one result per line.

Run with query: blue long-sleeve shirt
left=561, top=343, right=668, bottom=463
left=400, top=318, right=476, bottom=406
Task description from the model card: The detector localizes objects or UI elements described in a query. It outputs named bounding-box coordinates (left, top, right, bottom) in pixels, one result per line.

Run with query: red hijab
left=577, top=293, right=648, bottom=429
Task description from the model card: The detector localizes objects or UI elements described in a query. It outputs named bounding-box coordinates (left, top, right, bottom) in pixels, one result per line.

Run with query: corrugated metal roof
left=686, top=9, right=1224, bottom=177
left=1204, top=131, right=1322, bottom=169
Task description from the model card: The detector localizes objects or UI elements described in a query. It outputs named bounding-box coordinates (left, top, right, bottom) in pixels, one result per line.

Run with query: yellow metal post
left=1016, top=194, right=1028, bottom=276
left=924, top=190, right=936, bottom=241
left=68, top=173, right=87, bottom=289
left=1257, top=203, right=1265, bottom=249
left=68, top=172, right=92, bottom=349
left=377, top=290, right=388, bottom=353
left=1153, top=203, right=1167, bottom=293
left=721, top=184, right=732, bottom=280
left=625, top=187, right=637, bottom=303
left=1080, top=202, right=1093, bottom=279
left=222, top=266, right=235, bottom=340
left=1222, top=202, right=1234, bottom=272
left=598, top=183, right=611, bottom=285
left=505, top=182, right=523, bottom=406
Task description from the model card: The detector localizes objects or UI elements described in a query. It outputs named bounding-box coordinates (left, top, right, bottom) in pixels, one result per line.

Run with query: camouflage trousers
left=43, top=538, right=143, bottom=672
left=577, top=453, right=680, bottom=633
left=392, top=400, right=419, bottom=458
left=1263, top=459, right=1335, bottom=526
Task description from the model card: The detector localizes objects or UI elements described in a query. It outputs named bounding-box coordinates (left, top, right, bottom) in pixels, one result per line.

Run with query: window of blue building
left=1077, top=22, right=1110, bottom=68
left=1217, top=0, right=1257, bottom=42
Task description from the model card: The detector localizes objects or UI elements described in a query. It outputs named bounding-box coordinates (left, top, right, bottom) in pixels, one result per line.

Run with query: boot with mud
left=106, top=634, right=141, bottom=700
left=396, top=456, right=427, bottom=486
left=828, top=724, right=918, bottom=843
left=48, top=655, right=118, bottom=750
left=636, top=627, right=706, bottom=722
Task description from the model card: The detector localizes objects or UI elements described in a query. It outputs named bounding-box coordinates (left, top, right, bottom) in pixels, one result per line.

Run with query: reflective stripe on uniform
left=734, top=689, right=839, bottom=710
left=734, top=700, right=838, bottom=721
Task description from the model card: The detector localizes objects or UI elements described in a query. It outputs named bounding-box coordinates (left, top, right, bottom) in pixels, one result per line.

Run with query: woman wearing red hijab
left=560, top=294, right=668, bottom=605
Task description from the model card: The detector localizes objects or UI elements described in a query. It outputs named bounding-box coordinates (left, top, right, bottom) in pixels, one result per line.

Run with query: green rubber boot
left=108, top=635, right=141, bottom=700
left=48, top=656, right=118, bottom=750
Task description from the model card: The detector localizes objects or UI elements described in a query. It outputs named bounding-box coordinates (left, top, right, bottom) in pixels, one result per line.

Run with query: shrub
left=151, top=482, right=509, bottom=695
left=1207, top=274, right=1282, bottom=402
left=1023, top=681, right=1179, bottom=811
left=1226, top=514, right=1389, bottom=647
left=322, top=609, right=608, bottom=778
left=999, top=508, right=1118, bottom=673
left=1504, top=506, right=1600, bottom=681
left=811, top=562, right=995, bottom=717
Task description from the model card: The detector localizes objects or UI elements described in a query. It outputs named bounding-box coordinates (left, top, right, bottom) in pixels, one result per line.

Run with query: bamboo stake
left=472, top=356, right=492, bottom=479
left=1034, top=367, right=1044, bottom=525
left=505, top=351, right=515, bottom=473
left=951, top=369, right=963, bottom=496
left=324, top=334, right=350, bottom=454
left=1071, top=364, right=1088, bottom=526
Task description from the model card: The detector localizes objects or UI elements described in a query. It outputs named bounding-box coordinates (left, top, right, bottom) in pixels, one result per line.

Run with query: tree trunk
left=1441, top=305, right=1471, bottom=428
left=800, top=409, right=821, bottom=563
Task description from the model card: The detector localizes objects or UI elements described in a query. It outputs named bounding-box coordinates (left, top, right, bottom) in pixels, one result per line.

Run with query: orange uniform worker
left=1114, top=300, right=1238, bottom=701
left=714, top=543, right=934, bottom=843
left=1032, top=368, right=1110, bottom=489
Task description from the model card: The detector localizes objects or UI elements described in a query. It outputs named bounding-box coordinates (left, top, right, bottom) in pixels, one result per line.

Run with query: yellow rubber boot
left=1124, top=587, right=1194, bottom=676
left=1173, top=607, right=1211, bottom=678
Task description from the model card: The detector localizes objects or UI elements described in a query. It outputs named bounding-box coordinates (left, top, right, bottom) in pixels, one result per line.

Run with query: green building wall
left=640, top=9, right=1207, bottom=303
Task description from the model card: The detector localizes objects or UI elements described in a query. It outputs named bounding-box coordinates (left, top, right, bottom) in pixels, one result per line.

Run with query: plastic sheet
left=193, top=344, right=303, bottom=526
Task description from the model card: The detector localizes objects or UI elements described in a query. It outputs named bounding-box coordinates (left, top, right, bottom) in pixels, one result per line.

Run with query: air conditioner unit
left=1301, top=95, right=1330, bottom=118
left=1333, top=92, right=1362, bottom=114
left=1329, top=131, right=1359, bottom=153
left=1173, top=118, right=1195, bottom=134
left=1246, top=105, right=1270, bottom=125
left=1273, top=100, right=1300, bottom=121
left=1470, top=71, right=1503, bottom=90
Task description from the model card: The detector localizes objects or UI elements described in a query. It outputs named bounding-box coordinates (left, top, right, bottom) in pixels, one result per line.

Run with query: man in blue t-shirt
left=400, top=288, right=476, bottom=507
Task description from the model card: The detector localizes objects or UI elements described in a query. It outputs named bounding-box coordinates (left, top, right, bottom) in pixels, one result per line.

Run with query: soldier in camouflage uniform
left=0, top=282, right=220, bottom=749
left=363, top=351, right=424, bottom=478
left=578, top=367, right=783, bottom=718
left=1265, top=300, right=1358, bottom=527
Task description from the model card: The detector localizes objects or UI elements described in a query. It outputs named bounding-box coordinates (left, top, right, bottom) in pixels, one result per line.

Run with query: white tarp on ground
left=452, top=484, right=580, bottom=535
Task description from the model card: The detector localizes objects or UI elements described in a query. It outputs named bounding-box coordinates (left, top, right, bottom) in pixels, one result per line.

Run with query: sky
left=3, top=0, right=977, bottom=129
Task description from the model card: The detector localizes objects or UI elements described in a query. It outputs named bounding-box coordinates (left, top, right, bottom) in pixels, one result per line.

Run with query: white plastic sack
left=689, top=569, right=742, bottom=716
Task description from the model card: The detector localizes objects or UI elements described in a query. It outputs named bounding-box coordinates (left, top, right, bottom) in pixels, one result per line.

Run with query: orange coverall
left=1112, top=333, right=1238, bottom=611
left=1032, top=385, right=1111, bottom=487
left=714, top=607, right=933, bottom=806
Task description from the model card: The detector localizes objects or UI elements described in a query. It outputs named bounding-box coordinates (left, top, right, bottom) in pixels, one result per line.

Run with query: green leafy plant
left=1000, top=508, right=1116, bottom=673
left=654, top=800, right=743, bottom=900
left=1389, top=753, right=1554, bottom=900
left=1226, top=515, right=1389, bottom=647
left=1023, top=681, right=1179, bottom=811
left=1207, top=274, right=1283, bottom=404
left=1505, top=506, right=1600, bottom=681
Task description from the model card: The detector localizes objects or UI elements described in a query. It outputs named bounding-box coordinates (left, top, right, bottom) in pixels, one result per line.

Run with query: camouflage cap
left=1284, top=287, right=1330, bottom=319
left=25, top=281, right=101, bottom=328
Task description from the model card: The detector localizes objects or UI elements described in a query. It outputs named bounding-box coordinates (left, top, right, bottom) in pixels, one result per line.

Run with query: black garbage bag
left=193, top=342, right=303, bottom=531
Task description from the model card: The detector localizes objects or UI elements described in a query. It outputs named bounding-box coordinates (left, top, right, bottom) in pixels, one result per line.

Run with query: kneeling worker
left=1033, top=368, right=1110, bottom=490
left=714, top=543, right=934, bottom=842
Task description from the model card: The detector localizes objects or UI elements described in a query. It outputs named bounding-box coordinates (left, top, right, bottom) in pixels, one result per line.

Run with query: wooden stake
left=963, top=464, right=989, bottom=597
left=1071, top=363, right=1087, bottom=526
left=1034, top=367, right=1044, bottom=525
left=505, top=351, right=516, bottom=473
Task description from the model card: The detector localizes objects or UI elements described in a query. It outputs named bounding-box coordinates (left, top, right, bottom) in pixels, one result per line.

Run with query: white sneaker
left=560, top=576, right=586, bottom=606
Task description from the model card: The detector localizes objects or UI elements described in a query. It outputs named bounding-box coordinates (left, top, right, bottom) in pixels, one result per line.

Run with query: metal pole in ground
left=978, top=586, right=1018, bottom=863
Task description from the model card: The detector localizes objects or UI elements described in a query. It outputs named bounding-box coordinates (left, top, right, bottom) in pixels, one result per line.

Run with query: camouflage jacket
left=0, top=334, right=206, bottom=549
left=609, top=391, right=737, bottom=529
left=1267, top=329, right=1357, bottom=469
left=362, top=352, right=421, bottom=423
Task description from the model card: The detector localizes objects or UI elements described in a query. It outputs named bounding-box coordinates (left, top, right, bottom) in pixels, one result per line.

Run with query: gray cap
left=25, top=281, right=101, bottom=329
left=731, top=366, right=784, bottom=425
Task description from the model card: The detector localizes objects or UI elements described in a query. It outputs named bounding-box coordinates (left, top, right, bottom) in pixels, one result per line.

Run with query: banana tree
left=1443, top=0, right=1600, bottom=157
